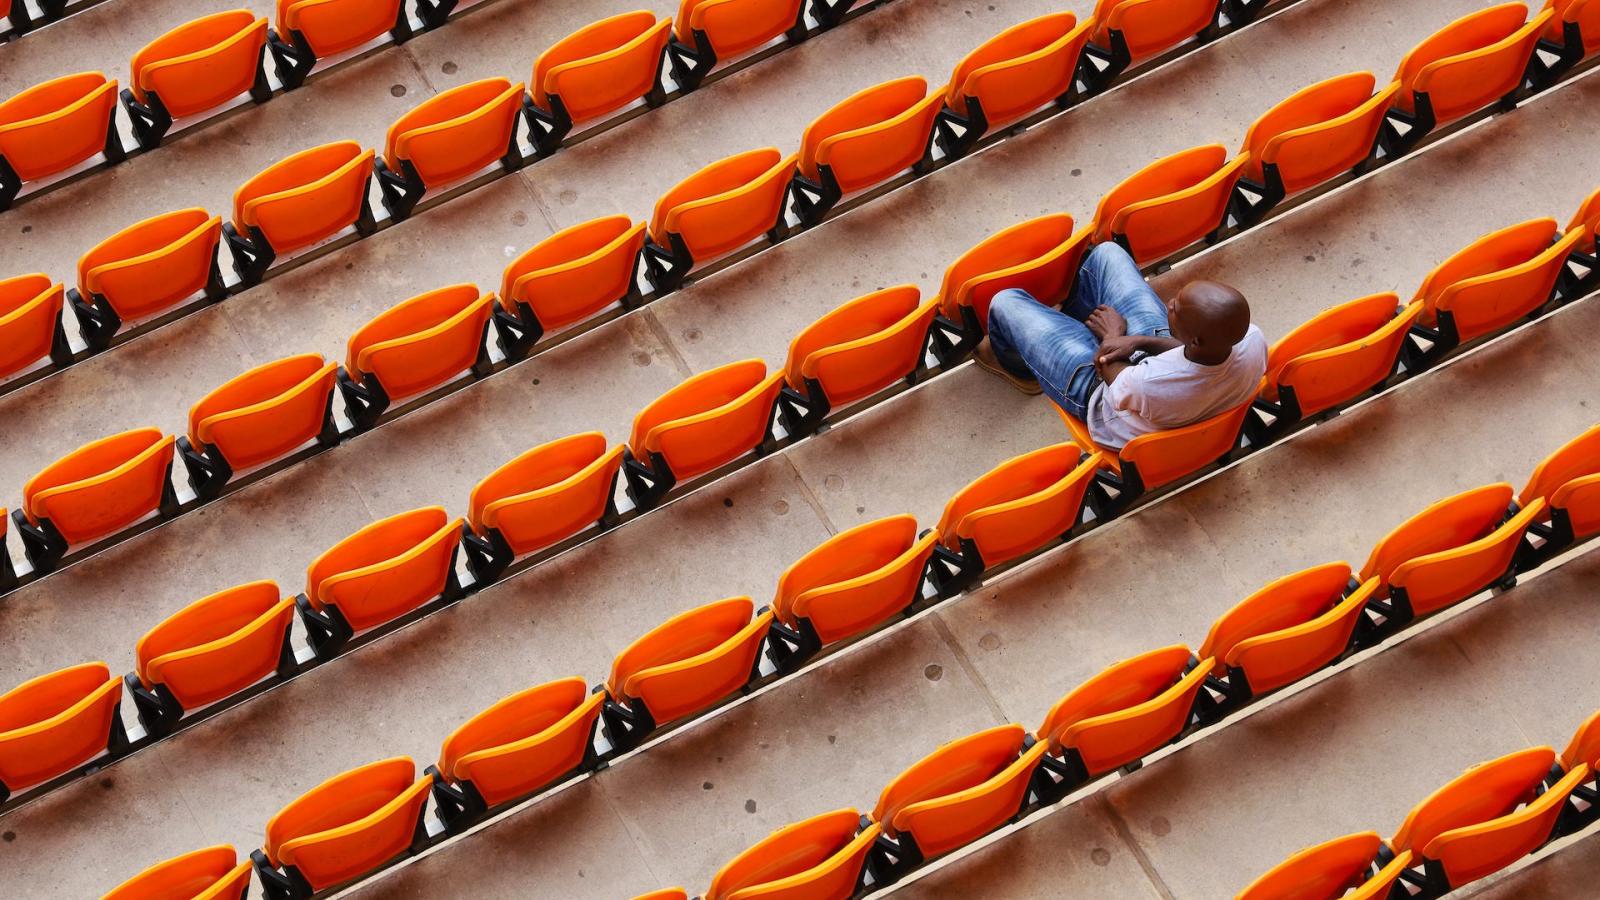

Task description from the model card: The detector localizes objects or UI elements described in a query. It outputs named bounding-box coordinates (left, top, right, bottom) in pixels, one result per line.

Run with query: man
left=975, top=242, right=1268, bottom=449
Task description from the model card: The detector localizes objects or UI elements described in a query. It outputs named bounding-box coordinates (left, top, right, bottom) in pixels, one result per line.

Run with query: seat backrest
left=1093, top=0, right=1218, bottom=61
left=678, top=0, right=803, bottom=58
left=1264, top=293, right=1418, bottom=418
left=872, top=724, right=1039, bottom=857
left=1521, top=424, right=1600, bottom=539
left=305, top=506, right=459, bottom=630
left=606, top=596, right=766, bottom=722
left=79, top=208, right=222, bottom=320
left=652, top=147, right=795, bottom=261
left=1394, top=4, right=1548, bottom=123
left=1391, top=746, right=1555, bottom=853
left=1359, top=482, right=1514, bottom=590
left=1235, top=831, right=1386, bottom=900
left=1241, top=72, right=1394, bottom=194
left=0, top=274, right=63, bottom=380
left=943, top=12, right=1091, bottom=129
left=1559, top=708, right=1600, bottom=771
left=277, top=0, right=402, bottom=57
left=103, top=845, right=253, bottom=900
left=136, top=580, right=294, bottom=709
left=937, top=213, right=1085, bottom=325
left=130, top=10, right=269, bottom=117
left=0, top=72, right=119, bottom=181
left=264, top=757, right=431, bottom=888
left=783, top=284, right=931, bottom=402
left=235, top=141, right=374, bottom=254
left=189, top=354, right=338, bottom=469
left=629, top=359, right=783, bottom=479
left=501, top=215, right=647, bottom=331
left=25, top=427, right=175, bottom=544
left=0, top=662, right=122, bottom=789
left=774, top=514, right=932, bottom=643
left=347, top=284, right=494, bottom=399
left=1430, top=224, right=1580, bottom=343
left=386, top=77, right=525, bottom=186
left=1425, top=761, right=1587, bottom=886
left=1039, top=644, right=1203, bottom=774
left=1117, top=401, right=1249, bottom=490
left=706, top=808, right=876, bottom=900
left=800, top=76, right=940, bottom=193
left=1567, top=183, right=1600, bottom=248
left=533, top=11, right=672, bottom=122
left=1094, top=144, right=1247, bottom=263
left=1545, top=0, right=1600, bottom=50
left=1200, top=563, right=1372, bottom=695
left=438, top=677, right=603, bottom=806
left=471, top=432, right=624, bottom=555
left=935, top=444, right=1100, bottom=566
left=1387, top=497, right=1543, bottom=617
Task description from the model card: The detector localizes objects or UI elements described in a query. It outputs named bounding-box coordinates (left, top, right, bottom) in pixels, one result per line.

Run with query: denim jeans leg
left=1062, top=242, right=1172, bottom=338
left=986, top=288, right=1104, bottom=418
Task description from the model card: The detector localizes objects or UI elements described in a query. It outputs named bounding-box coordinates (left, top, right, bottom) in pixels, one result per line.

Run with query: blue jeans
left=986, top=242, right=1172, bottom=419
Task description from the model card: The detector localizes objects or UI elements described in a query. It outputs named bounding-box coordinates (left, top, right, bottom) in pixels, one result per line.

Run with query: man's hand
left=1087, top=305, right=1127, bottom=340
left=1095, top=334, right=1143, bottom=365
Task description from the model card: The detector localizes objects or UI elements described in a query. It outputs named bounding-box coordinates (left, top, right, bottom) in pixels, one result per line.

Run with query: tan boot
left=973, top=338, right=1043, bottom=395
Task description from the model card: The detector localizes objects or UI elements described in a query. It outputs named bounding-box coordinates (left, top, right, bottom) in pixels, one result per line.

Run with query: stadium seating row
left=0, top=0, right=900, bottom=211
left=0, top=0, right=101, bottom=41
left=79, top=423, right=1600, bottom=900
left=1239, top=712, right=1600, bottom=899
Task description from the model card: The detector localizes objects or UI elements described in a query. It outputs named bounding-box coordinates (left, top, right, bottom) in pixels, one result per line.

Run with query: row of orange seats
left=1240, top=711, right=1600, bottom=899
left=623, top=434, right=1600, bottom=900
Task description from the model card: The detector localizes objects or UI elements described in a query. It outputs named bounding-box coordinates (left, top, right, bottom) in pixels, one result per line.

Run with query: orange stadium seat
left=71, top=208, right=225, bottom=351
left=1093, top=144, right=1249, bottom=264
left=1233, top=72, right=1397, bottom=224
left=104, top=845, right=254, bottom=900
left=1358, top=483, right=1544, bottom=631
left=226, top=141, right=377, bottom=283
left=0, top=274, right=68, bottom=379
left=376, top=77, right=527, bottom=220
left=871, top=724, right=1045, bottom=867
left=623, top=359, right=784, bottom=509
left=13, top=427, right=177, bottom=571
left=462, top=432, right=625, bottom=582
left=1389, top=747, right=1583, bottom=893
left=0, top=72, right=123, bottom=209
left=1250, top=293, right=1421, bottom=442
left=778, top=285, right=938, bottom=435
left=790, top=76, right=941, bottom=225
left=339, top=284, right=496, bottom=429
left=527, top=11, right=674, bottom=153
left=1036, top=645, right=1209, bottom=794
left=634, top=891, right=690, bottom=900
left=936, top=12, right=1094, bottom=158
left=602, top=596, right=772, bottom=750
left=1236, top=832, right=1410, bottom=900
left=297, top=506, right=464, bottom=656
left=1081, top=0, right=1219, bottom=90
left=495, top=215, right=648, bottom=359
left=0, top=662, right=124, bottom=799
left=928, top=444, right=1102, bottom=594
left=667, top=0, right=806, bottom=91
left=269, top=0, right=410, bottom=89
left=128, top=581, right=296, bottom=734
left=1518, top=424, right=1600, bottom=563
left=1559, top=711, right=1600, bottom=830
left=253, top=757, right=432, bottom=897
left=180, top=354, right=340, bottom=498
left=706, top=808, right=878, bottom=900
left=428, top=676, right=604, bottom=830
left=1540, top=0, right=1600, bottom=78
left=1199, top=563, right=1374, bottom=704
left=123, top=11, right=272, bottom=147
left=767, top=515, right=938, bottom=667
left=644, top=147, right=796, bottom=292
left=1057, top=401, right=1249, bottom=509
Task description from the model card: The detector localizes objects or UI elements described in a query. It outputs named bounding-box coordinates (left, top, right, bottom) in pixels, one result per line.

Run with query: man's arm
left=1094, top=334, right=1182, bottom=385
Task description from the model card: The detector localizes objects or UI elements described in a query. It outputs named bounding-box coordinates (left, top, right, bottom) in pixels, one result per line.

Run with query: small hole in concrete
left=441, top=61, right=458, bottom=75
left=99, top=778, right=114, bottom=790
left=924, top=664, right=943, bottom=681
left=744, top=799, right=757, bottom=813
left=20, top=225, right=31, bottom=234
left=1070, top=168, right=1082, bottom=176
left=1151, top=816, right=1172, bottom=836
left=723, top=497, right=734, bottom=508
left=389, top=84, right=407, bottom=97
left=772, top=499, right=789, bottom=515
left=702, top=781, right=713, bottom=790
left=978, top=633, right=1001, bottom=651
left=510, top=210, right=528, bottom=227
left=1090, top=848, right=1111, bottom=866
left=2, top=831, right=14, bottom=842
left=531, top=378, right=541, bottom=385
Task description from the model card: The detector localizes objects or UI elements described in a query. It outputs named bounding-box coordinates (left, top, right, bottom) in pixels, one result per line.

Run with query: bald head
left=1170, top=280, right=1251, bottom=365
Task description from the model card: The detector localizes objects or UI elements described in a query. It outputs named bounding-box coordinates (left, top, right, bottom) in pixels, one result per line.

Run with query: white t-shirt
left=1086, top=324, right=1268, bottom=450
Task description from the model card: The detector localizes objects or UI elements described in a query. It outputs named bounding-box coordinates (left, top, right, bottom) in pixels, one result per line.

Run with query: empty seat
left=1038, top=645, right=1209, bottom=781
left=1092, top=144, right=1249, bottom=264
left=1359, top=483, right=1544, bottom=625
left=1390, top=4, right=1549, bottom=135
left=1390, top=746, right=1584, bottom=890
left=1199, top=563, right=1374, bottom=702
left=227, top=141, right=376, bottom=282
left=273, top=0, right=406, bottom=65
left=669, top=0, right=803, bottom=91
left=16, top=428, right=176, bottom=568
left=104, top=845, right=254, bottom=900
left=340, top=284, right=495, bottom=428
left=1057, top=401, right=1248, bottom=503
left=779, top=285, right=938, bottom=433
left=937, top=12, right=1093, bottom=155
left=183, top=354, right=339, bottom=496
left=378, top=77, right=526, bottom=219
left=463, top=432, right=625, bottom=580
left=528, top=10, right=673, bottom=149
left=1088, top=0, right=1218, bottom=69
left=770, top=515, right=938, bottom=662
left=125, top=10, right=270, bottom=145
left=0, top=72, right=121, bottom=207
left=603, top=596, right=772, bottom=747
left=130, top=581, right=296, bottom=731
left=1254, top=293, right=1421, bottom=437
left=634, top=891, right=689, bottom=900
left=645, top=147, right=796, bottom=290
left=934, top=213, right=1091, bottom=358
left=73, top=208, right=224, bottom=350
left=872, top=724, right=1045, bottom=862
left=1560, top=709, right=1600, bottom=771
left=707, top=808, right=879, bottom=900
left=1519, top=424, right=1600, bottom=555
left=255, top=757, right=431, bottom=895
left=0, top=274, right=66, bottom=379
left=298, top=506, right=463, bottom=655
left=431, top=676, right=604, bottom=825
left=1236, top=832, right=1410, bottom=900
left=791, top=76, right=941, bottom=223
left=496, top=215, right=648, bottom=357
left=1544, top=0, right=1600, bottom=58
left=0, top=662, right=123, bottom=797
left=624, top=359, right=784, bottom=508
